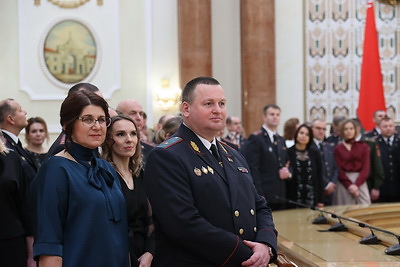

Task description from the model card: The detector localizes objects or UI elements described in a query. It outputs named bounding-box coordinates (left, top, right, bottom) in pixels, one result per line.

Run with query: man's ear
left=181, top=102, right=190, bottom=117
left=6, top=114, right=14, bottom=125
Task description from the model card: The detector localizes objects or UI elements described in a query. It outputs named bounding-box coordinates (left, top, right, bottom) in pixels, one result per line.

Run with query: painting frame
left=39, top=17, right=101, bottom=88
left=18, top=0, right=120, bottom=100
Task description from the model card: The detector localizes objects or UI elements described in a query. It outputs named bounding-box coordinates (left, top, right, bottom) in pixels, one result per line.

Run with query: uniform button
left=250, top=209, right=255, bottom=215
left=254, top=227, right=257, bottom=232
left=234, top=210, right=240, bottom=217
left=239, top=228, right=244, bottom=235
left=390, top=162, right=393, bottom=166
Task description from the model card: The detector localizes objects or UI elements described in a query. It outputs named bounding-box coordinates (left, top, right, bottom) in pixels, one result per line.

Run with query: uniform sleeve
left=144, top=148, right=253, bottom=265
left=240, top=135, right=263, bottom=194
left=354, top=143, right=370, bottom=187
left=31, top=159, right=70, bottom=259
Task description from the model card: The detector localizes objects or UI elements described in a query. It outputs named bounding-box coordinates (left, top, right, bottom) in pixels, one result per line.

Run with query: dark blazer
left=1, top=131, right=37, bottom=182
left=144, top=124, right=277, bottom=267
left=140, top=141, right=154, bottom=165
left=326, top=134, right=341, bottom=147
left=376, top=134, right=400, bottom=200
left=240, top=127, right=288, bottom=205
left=45, top=131, right=66, bottom=159
left=311, top=141, right=338, bottom=187
left=360, top=135, right=384, bottom=192
left=364, top=128, right=379, bottom=138
left=224, top=134, right=246, bottom=148
left=286, top=146, right=324, bottom=207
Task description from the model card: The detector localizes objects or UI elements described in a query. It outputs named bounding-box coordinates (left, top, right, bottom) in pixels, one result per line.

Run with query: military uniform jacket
left=360, top=135, right=385, bottom=191
left=240, top=127, right=288, bottom=204
left=376, top=134, right=400, bottom=197
left=144, top=124, right=277, bottom=267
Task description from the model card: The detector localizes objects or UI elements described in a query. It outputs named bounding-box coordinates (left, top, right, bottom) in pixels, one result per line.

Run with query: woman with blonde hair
left=333, top=119, right=370, bottom=205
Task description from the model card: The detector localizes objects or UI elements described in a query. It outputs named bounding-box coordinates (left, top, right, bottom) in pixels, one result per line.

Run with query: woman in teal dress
left=31, top=89, right=129, bottom=267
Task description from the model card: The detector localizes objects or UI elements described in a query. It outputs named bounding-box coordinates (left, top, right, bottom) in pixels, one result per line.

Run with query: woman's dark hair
left=102, top=115, right=143, bottom=177
left=25, top=116, right=49, bottom=144
left=60, top=89, right=109, bottom=150
left=294, top=123, right=314, bottom=150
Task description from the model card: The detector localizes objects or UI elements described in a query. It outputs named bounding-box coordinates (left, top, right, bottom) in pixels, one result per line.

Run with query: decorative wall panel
left=306, top=0, right=400, bottom=123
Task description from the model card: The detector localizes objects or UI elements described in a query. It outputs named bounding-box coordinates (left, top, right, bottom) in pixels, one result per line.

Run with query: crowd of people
left=0, top=78, right=398, bottom=266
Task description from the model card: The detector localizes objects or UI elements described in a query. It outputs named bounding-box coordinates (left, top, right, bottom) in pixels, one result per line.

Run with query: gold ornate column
left=178, top=0, right=212, bottom=87
left=241, top=0, right=276, bottom=134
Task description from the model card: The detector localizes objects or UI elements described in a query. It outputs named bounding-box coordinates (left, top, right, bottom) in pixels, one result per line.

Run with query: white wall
left=0, top=0, right=304, bottom=144
left=211, top=0, right=242, bottom=119
left=275, top=0, right=305, bottom=133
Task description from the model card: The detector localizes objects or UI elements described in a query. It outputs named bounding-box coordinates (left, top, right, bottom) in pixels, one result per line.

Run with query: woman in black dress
left=287, top=124, right=324, bottom=208
left=0, top=134, right=34, bottom=267
left=24, top=117, right=49, bottom=169
left=102, top=115, right=154, bottom=267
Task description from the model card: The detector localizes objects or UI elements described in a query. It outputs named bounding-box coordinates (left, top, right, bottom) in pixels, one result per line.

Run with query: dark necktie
left=210, top=144, right=221, bottom=162
left=272, top=134, right=279, bottom=156
left=386, top=138, right=391, bottom=148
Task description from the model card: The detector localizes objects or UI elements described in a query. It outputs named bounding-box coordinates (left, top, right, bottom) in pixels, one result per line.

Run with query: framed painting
left=18, top=1, right=120, bottom=100
left=42, top=19, right=99, bottom=85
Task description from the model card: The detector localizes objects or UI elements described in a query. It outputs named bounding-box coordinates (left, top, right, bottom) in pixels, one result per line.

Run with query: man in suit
left=311, top=119, right=338, bottom=205
left=116, top=99, right=154, bottom=162
left=326, top=115, right=346, bottom=146
left=225, top=115, right=246, bottom=148
left=241, top=104, right=291, bottom=211
left=0, top=98, right=37, bottom=181
left=144, top=77, right=277, bottom=266
left=376, top=116, right=400, bottom=202
left=364, top=109, right=386, bottom=138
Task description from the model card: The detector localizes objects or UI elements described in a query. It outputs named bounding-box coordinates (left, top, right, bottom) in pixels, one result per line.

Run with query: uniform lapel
left=177, top=125, right=226, bottom=181
left=218, top=141, right=238, bottom=203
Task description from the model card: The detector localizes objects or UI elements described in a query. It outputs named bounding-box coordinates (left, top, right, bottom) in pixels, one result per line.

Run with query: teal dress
left=32, top=143, right=129, bottom=267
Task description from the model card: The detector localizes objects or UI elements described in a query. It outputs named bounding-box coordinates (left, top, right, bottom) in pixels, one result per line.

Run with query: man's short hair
left=263, top=104, right=280, bottom=114
left=378, top=115, right=392, bottom=126
left=226, top=116, right=232, bottom=125
left=181, top=77, right=220, bottom=104
left=0, top=98, right=14, bottom=124
left=68, top=83, right=100, bottom=96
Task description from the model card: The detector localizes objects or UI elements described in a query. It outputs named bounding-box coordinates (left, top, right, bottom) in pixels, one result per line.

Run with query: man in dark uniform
left=364, top=109, right=386, bottom=138
left=311, top=119, right=338, bottom=206
left=376, top=116, right=400, bottom=202
left=144, top=77, right=277, bottom=266
left=241, top=104, right=291, bottom=211
left=353, top=118, right=384, bottom=202
left=0, top=98, right=37, bottom=181
left=225, top=115, right=246, bottom=148
left=116, top=98, right=154, bottom=162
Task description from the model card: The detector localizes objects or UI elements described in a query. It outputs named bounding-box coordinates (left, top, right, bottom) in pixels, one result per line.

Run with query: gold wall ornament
left=47, top=0, right=91, bottom=9
left=34, top=0, right=41, bottom=6
left=377, top=0, right=400, bottom=5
